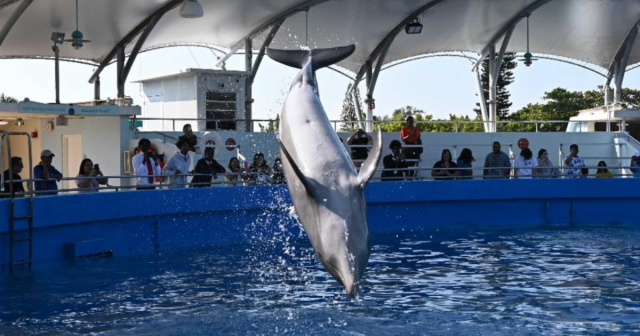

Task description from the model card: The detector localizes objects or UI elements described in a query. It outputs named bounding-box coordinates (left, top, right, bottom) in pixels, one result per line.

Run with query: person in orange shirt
left=400, top=116, right=422, bottom=177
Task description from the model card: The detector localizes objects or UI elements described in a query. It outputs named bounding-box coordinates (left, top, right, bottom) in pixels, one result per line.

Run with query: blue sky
left=0, top=46, right=638, bottom=122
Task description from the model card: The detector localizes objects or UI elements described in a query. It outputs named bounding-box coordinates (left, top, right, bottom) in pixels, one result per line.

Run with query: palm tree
left=0, top=93, right=18, bottom=103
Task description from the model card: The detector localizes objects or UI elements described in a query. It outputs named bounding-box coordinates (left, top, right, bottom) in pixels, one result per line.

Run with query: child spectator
left=596, top=161, right=613, bottom=178
left=564, top=144, right=585, bottom=178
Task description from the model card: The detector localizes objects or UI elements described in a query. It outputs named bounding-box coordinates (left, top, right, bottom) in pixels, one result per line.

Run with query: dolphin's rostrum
left=267, top=45, right=383, bottom=295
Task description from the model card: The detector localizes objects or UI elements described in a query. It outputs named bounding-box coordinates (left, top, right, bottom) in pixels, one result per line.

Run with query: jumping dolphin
left=267, top=45, right=383, bottom=295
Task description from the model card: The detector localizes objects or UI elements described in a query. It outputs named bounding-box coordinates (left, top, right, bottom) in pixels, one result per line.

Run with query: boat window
left=206, top=92, right=236, bottom=130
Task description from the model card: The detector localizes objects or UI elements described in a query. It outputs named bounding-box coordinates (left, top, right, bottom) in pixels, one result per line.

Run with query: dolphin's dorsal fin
left=267, top=45, right=355, bottom=71
left=357, top=127, right=383, bottom=189
left=277, top=136, right=317, bottom=195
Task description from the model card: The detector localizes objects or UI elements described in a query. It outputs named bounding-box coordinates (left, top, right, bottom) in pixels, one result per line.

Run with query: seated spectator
left=514, top=148, right=535, bottom=179
left=247, top=152, right=273, bottom=184
left=432, top=149, right=459, bottom=180
left=347, top=129, right=372, bottom=168
left=226, top=157, right=244, bottom=185
left=456, top=148, right=474, bottom=179
left=176, top=124, right=198, bottom=152
left=163, top=139, right=192, bottom=188
left=483, top=141, right=511, bottom=179
left=191, top=146, right=226, bottom=188
left=271, top=157, right=285, bottom=184
left=132, top=138, right=162, bottom=190
left=381, top=140, right=408, bottom=181
left=581, top=167, right=589, bottom=178
left=76, top=158, right=106, bottom=193
left=564, top=144, right=585, bottom=178
left=630, top=152, right=640, bottom=178
left=2, top=156, right=25, bottom=198
left=534, top=148, right=559, bottom=178
left=34, top=150, right=63, bottom=195
left=595, top=160, right=613, bottom=179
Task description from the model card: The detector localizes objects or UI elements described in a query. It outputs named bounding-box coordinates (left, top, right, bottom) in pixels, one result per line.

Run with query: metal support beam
left=488, top=46, right=497, bottom=133
left=53, top=44, right=60, bottom=104
left=116, top=45, right=125, bottom=98
left=472, top=0, right=556, bottom=71
left=0, top=0, right=32, bottom=48
left=0, top=0, right=20, bottom=10
left=94, top=76, right=100, bottom=100
left=120, top=14, right=162, bottom=88
left=250, top=20, right=283, bottom=81
left=245, top=38, right=253, bottom=132
left=366, top=37, right=392, bottom=98
left=88, top=0, right=183, bottom=84
left=352, top=86, right=365, bottom=131
left=216, top=0, right=330, bottom=68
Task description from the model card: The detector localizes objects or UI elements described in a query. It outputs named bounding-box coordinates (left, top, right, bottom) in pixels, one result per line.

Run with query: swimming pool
left=2, top=214, right=640, bottom=336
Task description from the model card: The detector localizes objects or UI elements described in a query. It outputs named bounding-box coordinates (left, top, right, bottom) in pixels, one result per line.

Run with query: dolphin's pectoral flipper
left=267, top=45, right=355, bottom=71
left=357, top=127, right=383, bottom=188
left=277, top=136, right=318, bottom=195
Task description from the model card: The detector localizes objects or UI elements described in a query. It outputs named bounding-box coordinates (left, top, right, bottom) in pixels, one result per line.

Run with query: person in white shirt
left=564, top=144, right=585, bottom=178
left=162, top=139, right=191, bottom=188
left=514, top=148, right=536, bottom=179
left=132, top=138, right=162, bottom=190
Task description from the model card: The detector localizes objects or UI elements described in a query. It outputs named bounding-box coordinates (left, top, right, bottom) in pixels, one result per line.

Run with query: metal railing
left=130, top=117, right=606, bottom=133
left=2, top=163, right=638, bottom=198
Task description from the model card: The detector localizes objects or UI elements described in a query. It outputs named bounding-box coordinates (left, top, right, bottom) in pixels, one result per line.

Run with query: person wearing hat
left=381, top=140, right=408, bottom=181
left=347, top=128, right=372, bottom=168
left=33, top=149, right=63, bottom=195
left=630, top=152, right=640, bottom=178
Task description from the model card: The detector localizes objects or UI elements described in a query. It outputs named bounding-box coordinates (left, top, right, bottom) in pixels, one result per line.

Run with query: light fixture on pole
left=50, top=32, right=65, bottom=104
left=179, top=0, right=203, bottom=18
left=64, top=0, right=91, bottom=49
left=404, top=18, right=423, bottom=35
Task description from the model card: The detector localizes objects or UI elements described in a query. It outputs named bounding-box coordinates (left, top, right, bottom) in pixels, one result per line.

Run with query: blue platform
left=0, top=179, right=635, bottom=269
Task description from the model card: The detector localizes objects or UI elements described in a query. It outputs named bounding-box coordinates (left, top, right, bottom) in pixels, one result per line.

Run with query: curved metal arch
left=215, top=0, right=331, bottom=68
left=351, top=0, right=448, bottom=88
left=0, top=0, right=20, bottom=10
left=604, top=15, right=640, bottom=86
left=88, top=0, right=184, bottom=84
left=380, top=53, right=478, bottom=72
left=529, top=54, right=607, bottom=77
left=0, top=0, right=32, bottom=48
left=471, top=0, right=556, bottom=71
left=0, top=55, right=99, bottom=67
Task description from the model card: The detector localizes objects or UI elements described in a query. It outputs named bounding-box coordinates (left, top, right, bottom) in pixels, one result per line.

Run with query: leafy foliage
left=259, top=113, right=279, bottom=133
left=0, top=93, right=17, bottom=103
left=339, top=83, right=365, bottom=131
left=473, top=53, right=517, bottom=119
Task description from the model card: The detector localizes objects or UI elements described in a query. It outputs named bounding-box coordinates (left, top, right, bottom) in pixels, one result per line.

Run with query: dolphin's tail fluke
left=267, top=45, right=355, bottom=71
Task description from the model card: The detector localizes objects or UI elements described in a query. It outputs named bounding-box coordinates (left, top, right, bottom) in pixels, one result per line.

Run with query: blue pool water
left=2, top=218, right=640, bottom=335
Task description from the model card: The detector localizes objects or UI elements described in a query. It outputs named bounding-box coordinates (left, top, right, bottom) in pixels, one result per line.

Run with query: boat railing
left=1, top=162, right=636, bottom=198
left=131, top=117, right=605, bottom=133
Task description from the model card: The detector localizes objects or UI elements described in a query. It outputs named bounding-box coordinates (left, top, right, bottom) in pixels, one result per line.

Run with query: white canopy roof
left=1, top=0, right=640, bottom=76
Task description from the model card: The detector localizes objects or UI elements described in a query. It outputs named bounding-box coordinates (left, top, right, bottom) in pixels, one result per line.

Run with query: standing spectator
left=629, top=152, right=640, bottom=178
left=456, top=148, right=475, bottom=179
left=381, top=140, right=408, bottom=181
left=271, top=157, right=285, bottom=184
left=226, top=157, right=244, bottom=185
left=534, top=148, right=559, bottom=178
left=34, top=150, right=63, bottom=195
left=483, top=141, right=511, bottom=179
left=163, top=139, right=192, bottom=188
left=347, top=129, right=372, bottom=168
left=596, top=161, right=613, bottom=179
left=2, top=157, right=25, bottom=198
left=431, top=149, right=460, bottom=180
left=514, top=148, right=536, bottom=179
left=176, top=124, right=198, bottom=152
left=400, top=116, right=422, bottom=177
left=191, top=147, right=226, bottom=187
left=132, top=138, right=162, bottom=190
left=564, top=144, right=585, bottom=178
left=76, top=158, right=106, bottom=193
left=247, top=152, right=273, bottom=184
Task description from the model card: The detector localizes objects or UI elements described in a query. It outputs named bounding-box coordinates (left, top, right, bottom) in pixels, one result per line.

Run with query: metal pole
left=53, top=44, right=60, bottom=104
left=245, top=38, right=253, bottom=132
left=474, top=67, right=490, bottom=133
left=488, top=46, right=496, bottom=133
left=365, top=61, right=373, bottom=132
left=116, top=45, right=125, bottom=98
left=94, top=76, right=101, bottom=100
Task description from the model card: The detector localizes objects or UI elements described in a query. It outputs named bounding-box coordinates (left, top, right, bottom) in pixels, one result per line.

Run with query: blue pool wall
left=0, top=178, right=637, bottom=269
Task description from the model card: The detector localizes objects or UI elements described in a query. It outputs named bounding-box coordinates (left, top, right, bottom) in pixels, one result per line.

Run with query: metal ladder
left=1, top=131, right=35, bottom=271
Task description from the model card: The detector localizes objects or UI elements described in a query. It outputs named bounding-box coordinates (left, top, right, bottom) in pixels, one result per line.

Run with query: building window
left=206, top=92, right=236, bottom=130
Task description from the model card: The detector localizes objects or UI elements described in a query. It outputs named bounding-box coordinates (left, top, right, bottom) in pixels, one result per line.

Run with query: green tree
left=473, top=53, right=517, bottom=119
left=0, top=93, right=17, bottom=103
left=339, top=83, right=364, bottom=131
left=374, top=106, right=425, bottom=132
left=259, top=114, right=279, bottom=132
